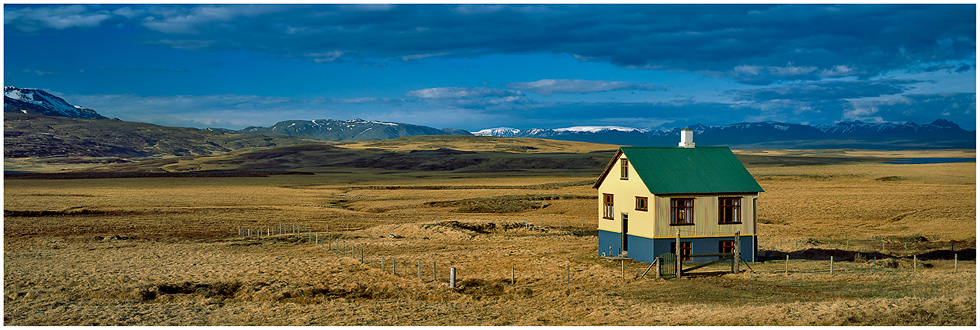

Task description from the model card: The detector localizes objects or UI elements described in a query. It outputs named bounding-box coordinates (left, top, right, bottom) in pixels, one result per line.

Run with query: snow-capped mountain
left=4, top=86, right=106, bottom=119
left=472, top=127, right=522, bottom=137
left=474, top=120, right=975, bottom=149
left=236, top=118, right=471, bottom=141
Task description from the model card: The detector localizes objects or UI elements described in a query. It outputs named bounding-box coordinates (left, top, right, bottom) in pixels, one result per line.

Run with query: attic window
left=602, top=194, right=614, bottom=219
left=670, top=198, right=694, bottom=225
left=620, top=158, right=628, bottom=179
left=719, top=197, right=741, bottom=224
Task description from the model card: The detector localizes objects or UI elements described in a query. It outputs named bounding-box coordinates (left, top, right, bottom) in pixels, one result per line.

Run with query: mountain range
left=3, top=86, right=976, bottom=154
left=472, top=120, right=976, bottom=149
left=237, top=119, right=471, bottom=141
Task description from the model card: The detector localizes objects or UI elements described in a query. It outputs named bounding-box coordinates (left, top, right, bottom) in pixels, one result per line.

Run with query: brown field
left=3, top=146, right=976, bottom=326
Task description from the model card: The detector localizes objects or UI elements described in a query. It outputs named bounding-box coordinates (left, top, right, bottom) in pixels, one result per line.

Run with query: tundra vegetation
left=3, top=137, right=975, bottom=326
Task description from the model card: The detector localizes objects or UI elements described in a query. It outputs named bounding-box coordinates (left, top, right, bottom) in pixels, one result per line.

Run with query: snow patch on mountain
left=4, top=86, right=106, bottom=119
left=553, top=126, right=647, bottom=133
left=472, top=127, right=521, bottom=136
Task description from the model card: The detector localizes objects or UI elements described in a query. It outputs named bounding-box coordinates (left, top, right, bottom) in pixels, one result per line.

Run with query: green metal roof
left=611, top=147, right=764, bottom=194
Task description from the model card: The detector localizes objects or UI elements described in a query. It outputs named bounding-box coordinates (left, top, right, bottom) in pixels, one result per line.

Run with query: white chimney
left=678, top=128, right=695, bottom=148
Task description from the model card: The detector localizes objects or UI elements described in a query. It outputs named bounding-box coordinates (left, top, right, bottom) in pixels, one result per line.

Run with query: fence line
left=231, top=225, right=963, bottom=286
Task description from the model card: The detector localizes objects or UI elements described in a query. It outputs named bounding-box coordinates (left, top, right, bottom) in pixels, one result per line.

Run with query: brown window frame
left=602, top=194, right=614, bottom=219
left=671, top=241, right=693, bottom=261
left=718, top=197, right=742, bottom=224
left=620, top=158, right=629, bottom=180
left=670, top=198, right=694, bottom=225
left=635, top=196, right=648, bottom=211
left=719, top=240, right=736, bottom=254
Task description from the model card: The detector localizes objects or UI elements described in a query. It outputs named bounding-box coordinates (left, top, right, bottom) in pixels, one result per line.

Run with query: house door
left=621, top=213, right=628, bottom=254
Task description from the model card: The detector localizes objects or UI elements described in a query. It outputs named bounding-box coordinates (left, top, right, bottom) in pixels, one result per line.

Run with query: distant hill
left=63, top=139, right=614, bottom=176
left=473, top=120, right=977, bottom=149
left=3, top=113, right=329, bottom=163
left=4, top=86, right=106, bottom=119
left=235, top=118, right=472, bottom=141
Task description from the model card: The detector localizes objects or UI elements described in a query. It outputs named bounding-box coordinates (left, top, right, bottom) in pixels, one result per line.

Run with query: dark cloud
left=6, top=4, right=974, bottom=84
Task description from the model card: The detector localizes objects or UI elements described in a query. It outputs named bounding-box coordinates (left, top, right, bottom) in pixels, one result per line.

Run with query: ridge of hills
left=237, top=118, right=471, bottom=141
left=3, top=113, right=332, bottom=171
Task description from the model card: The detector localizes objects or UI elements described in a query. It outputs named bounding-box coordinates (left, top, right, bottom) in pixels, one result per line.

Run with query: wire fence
left=758, top=237, right=969, bottom=258
left=234, top=224, right=971, bottom=284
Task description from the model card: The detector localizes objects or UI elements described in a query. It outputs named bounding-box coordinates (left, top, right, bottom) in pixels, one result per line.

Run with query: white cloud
left=505, top=79, right=667, bottom=96
left=307, top=51, right=344, bottom=63
left=405, top=87, right=527, bottom=108
left=401, top=53, right=450, bottom=61
left=5, top=5, right=111, bottom=32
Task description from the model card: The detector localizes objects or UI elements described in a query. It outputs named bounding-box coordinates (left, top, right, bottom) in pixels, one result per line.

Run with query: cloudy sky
left=4, top=4, right=976, bottom=130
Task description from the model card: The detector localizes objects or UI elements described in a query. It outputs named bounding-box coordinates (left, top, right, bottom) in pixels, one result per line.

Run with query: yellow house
left=593, top=129, right=763, bottom=263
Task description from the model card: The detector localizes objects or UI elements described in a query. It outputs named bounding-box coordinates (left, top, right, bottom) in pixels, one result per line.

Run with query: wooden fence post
left=450, top=267, right=456, bottom=288
left=785, top=255, right=789, bottom=274
left=873, top=256, right=876, bottom=274
left=676, top=229, right=682, bottom=278
left=913, top=255, right=917, bottom=272
left=954, top=254, right=958, bottom=272
left=734, top=231, right=740, bottom=274
left=433, top=261, right=437, bottom=282
left=830, top=256, right=834, bottom=275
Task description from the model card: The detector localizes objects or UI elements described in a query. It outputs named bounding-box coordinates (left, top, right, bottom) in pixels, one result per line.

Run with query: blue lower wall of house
left=597, top=230, right=622, bottom=257
left=598, top=230, right=756, bottom=264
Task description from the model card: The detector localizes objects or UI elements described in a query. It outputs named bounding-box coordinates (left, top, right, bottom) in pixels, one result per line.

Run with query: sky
left=3, top=4, right=977, bottom=131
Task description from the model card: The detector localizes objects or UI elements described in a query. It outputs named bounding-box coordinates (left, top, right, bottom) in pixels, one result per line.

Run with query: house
left=593, top=128, right=763, bottom=264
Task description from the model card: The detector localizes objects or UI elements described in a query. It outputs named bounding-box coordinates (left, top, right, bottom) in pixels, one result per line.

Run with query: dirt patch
left=133, top=281, right=243, bottom=301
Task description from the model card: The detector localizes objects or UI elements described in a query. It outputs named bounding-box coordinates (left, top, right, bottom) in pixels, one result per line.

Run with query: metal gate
left=658, top=252, right=677, bottom=278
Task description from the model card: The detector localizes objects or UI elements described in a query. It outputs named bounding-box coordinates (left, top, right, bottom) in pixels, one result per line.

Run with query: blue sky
left=4, top=4, right=977, bottom=131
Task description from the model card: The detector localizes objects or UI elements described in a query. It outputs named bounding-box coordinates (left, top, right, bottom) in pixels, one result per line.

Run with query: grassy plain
left=3, top=144, right=976, bottom=325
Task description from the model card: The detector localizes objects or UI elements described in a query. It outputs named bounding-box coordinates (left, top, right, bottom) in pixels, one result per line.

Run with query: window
left=635, top=197, right=648, bottom=211
left=670, top=198, right=694, bottom=225
left=719, top=197, right=741, bottom=224
left=620, top=158, right=629, bottom=179
left=603, top=194, right=614, bottom=219
left=671, top=241, right=693, bottom=261
left=719, top=240, right=736, bottom=254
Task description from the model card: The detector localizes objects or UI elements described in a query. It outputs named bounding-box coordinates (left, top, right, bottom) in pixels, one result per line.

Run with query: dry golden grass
left=3, top=148, right=975, bottom=325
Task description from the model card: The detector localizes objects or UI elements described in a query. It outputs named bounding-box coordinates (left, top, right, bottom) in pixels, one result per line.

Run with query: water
left=885, top=158, right=976, bottom=164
